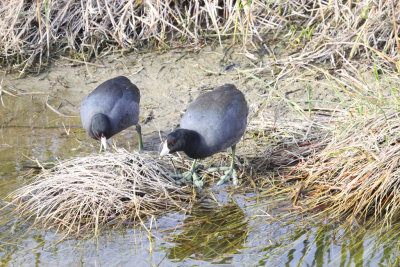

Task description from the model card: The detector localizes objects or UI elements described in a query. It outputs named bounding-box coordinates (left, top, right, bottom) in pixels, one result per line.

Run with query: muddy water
left=0, top=46, right=399, bottom=266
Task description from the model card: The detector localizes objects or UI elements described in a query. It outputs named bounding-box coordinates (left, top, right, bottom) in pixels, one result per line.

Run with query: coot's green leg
left=136, top=123, right=143, bottom=151
left=171, top=159, right=204, bottom=188
left=208, top=145, right=238, bottom=186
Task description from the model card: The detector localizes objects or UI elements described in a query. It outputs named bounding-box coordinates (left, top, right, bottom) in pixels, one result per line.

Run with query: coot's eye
left=97, top=133, right=99, bottom=137
left=171, top=141, right=175, bottom=145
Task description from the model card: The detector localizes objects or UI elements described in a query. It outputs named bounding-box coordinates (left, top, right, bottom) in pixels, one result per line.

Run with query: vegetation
left=8, top=149, right=194, bottom=237
left=1, top=1, right=399, bottom=73
left=3, top=0, right=400, bottom=231
left=268, top=66, right=400, bottom=226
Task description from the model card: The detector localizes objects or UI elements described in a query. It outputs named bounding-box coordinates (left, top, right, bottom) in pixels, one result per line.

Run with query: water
left=1, top=49, right=400, bottom=266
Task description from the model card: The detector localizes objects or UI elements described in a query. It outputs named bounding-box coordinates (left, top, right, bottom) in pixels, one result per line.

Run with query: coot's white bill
left=101, top=136, right=107, bottom=151
left=160, top=140, right=170, bottom=157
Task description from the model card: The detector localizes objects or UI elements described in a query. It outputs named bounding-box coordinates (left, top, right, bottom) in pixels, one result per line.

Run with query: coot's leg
left=208, top=145, right=238, bottom=186
left=136, top=123, right=143, bottom=151
left=171, top=159, right=204, bottom=188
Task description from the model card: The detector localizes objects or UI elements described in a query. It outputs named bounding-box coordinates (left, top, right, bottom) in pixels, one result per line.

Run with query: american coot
left=80, top=76, right=142, bottom=151
left=160, top=84, right=248, bottom=187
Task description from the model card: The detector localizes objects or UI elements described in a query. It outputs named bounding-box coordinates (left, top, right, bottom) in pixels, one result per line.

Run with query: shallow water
left=1, top=48, right=399, bottom=266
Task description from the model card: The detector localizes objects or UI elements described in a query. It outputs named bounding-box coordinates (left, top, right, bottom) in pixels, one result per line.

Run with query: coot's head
left=91, top=113, right=112, bottom=149
left=160, top=129, right=186, bottom=156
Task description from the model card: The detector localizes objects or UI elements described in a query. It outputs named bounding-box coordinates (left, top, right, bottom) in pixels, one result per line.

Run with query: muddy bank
left=0, top=45, right=340, bottom=156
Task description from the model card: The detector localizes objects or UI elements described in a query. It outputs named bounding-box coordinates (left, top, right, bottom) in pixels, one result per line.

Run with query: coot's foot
left=219, top=166, right=238, bottom=186
left=170, top=171, right=204, bottom=188
left=170, top=160, right=204, bottom=188
left=207, top=166, right=238, bottom=186
left=207, top=145, right=239, bottom=186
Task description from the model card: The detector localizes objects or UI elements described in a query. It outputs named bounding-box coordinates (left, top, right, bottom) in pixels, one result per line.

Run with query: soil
left=0, top=44, right=348, bottom=176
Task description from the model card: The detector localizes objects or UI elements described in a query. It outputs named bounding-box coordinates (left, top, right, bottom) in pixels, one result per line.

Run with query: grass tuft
left=7, top=149, right=194, bottom=237
left=260, top=64, right=400, bottom=226
left=292, top=111, right=400, bottom=225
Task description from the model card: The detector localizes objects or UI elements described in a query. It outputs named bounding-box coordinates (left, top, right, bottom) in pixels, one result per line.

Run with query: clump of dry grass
left=286, top=111, right=400, bottom=225
left=251, top=60, right=400, bottom=225
left=8, top=149, right=193, bottom=236
left=1, top=1, right=398, bottom=73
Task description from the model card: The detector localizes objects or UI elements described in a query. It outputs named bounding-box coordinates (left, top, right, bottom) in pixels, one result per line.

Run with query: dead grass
left=255, top=63, right=400, bottom=226
left=288, top=111, right=400, bottom=225
left=1, top=1, right=399, bottom=73
left=7, top=149, right=194, bottom=237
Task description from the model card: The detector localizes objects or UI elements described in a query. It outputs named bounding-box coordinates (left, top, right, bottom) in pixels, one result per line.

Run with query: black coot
left=160, top=84, right=248, bottom=187
left=80, top=76, right=142, bottom=151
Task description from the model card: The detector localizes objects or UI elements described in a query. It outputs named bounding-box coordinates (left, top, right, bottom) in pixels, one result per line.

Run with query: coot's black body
left=80, top=76, right=141, bottom=148
left=160, top=84, right=248, bottom=186
left=167, top=84, right=248, bottom=158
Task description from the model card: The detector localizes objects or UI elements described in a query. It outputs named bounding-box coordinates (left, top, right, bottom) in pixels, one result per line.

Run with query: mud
left=0, top=45, right=343, bottom=159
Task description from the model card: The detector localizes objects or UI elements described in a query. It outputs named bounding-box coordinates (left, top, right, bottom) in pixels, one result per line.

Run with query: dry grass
left=1, top=1, right=399, bottom=73
left=7, top=149, right=194, bottom=237
left=254, top=63, right=400, bottom=226
left=290, top=112, right=400, bottom=225
left=248, top=116, right=332, bottom=168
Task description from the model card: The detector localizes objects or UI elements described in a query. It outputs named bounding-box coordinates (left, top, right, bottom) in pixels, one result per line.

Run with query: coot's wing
left=109, top=86, right=140, bottom=134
